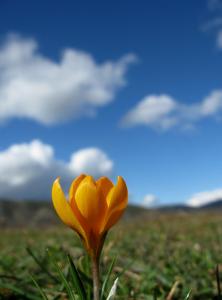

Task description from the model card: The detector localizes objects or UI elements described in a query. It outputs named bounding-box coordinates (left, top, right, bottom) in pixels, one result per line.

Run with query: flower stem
left=92, top=255, right=100, bottom=300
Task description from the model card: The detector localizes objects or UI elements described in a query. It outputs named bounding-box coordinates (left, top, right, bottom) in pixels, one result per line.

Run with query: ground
left=0, top=212, right=222, bottom=299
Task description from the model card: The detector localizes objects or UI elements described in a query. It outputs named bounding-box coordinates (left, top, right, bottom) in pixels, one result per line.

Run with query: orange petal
left=96, top=177, right=113, bottom=201
left=69, top=174, right=89, bottom=235
left=107, top=176, right=128, bottom=211
left=69, top=174, right=86, bottom=207
left=100, top=176, right=128, bottom=233
left=75, top=176, right=106, bottom=228
left=103, top=208, right=125, bottom=232
left=52, top=178, right=87, bottom=241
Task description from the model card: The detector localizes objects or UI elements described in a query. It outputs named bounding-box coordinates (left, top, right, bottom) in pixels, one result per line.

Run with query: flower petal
left=103, top=208, right=125, bottom=232
left=52, top=178, right=87, bottom=240
left=69, top=174, right=89, bottom=235
left=107, top=176, right=128, bottom=211
left=69, top=174, right=86, bottom=206
left=100, top=176, right=128, bottom=233
left=96, top=177, right=113, bottom=201
left=75, top=176, right=106, bottom=227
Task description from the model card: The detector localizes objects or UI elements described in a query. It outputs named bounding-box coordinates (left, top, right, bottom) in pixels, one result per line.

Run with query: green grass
left=1, top=212, right=222, bottom=299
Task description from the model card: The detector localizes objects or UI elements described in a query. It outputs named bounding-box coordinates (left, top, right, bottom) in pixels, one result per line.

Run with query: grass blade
left=184, top=289, right=192, bottom=300
left=67, top=254, right=87, bottom=300
left=29, top=274, right=49, bottom=300
left=77, top=268, right=93, bottom=286
left=26, top=246, right=59, bottom=283
left=78, top=254, right=92, bottom=300
left=106, top=277, right=119, bottom=300
left=0, top=282, right=40, bottom=300
left=100, top=256, right=117, bottom=300
left=216, top=264, right=221, bottom=297
left=47, top=250, right=76, bottom=300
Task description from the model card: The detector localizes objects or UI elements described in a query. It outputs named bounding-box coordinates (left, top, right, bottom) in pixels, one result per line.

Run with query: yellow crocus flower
left=52, top=174, right=128, bottom=258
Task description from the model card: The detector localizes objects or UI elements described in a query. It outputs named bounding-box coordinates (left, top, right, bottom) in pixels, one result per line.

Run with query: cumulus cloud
left=141, top=194, right=159, bottom=208
left=0, top=140, right=113, bottom=199
left=208, top=0, right=222, bottom=11
left=217, top=29, right=222, bottom=48
left=203, top=0, right=222, bottom=49
left=203, top=19, right=222, bottom=49
left=202, top=18, right=222, bottom=31
left=121, top=95, right=178, bottom=130
left=186, top=188, right=222, bottom=207
left=121, top=90, right=222, bottom=131
left=0, top=34, right=136, bottom=125
left=69, top=148, right=113, bottom=176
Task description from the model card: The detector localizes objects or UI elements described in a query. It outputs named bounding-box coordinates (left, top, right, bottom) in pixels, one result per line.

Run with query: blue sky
left=0, top=0, right=222, bottom=206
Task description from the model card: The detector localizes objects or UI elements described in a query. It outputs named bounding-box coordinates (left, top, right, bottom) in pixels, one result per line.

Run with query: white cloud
left=208, top=0, right=222, bottom=11
left=203, top=0, right=222, bottom=50
left=121, top=95, right=178, bottom=130
left=202, top=18, right=222, bottom=31
left=141, top=194, right=159, bottom=208
left=0, top=34, right=136, bottom=125
left=186, top=188, right=222, bottom=207
left=201, top=90, right=222, bottom=114
left=217, top=29, right=222, bottom=48
left=121, top=90, right=222, bottom=131
left=69, top=148, right=113, bottom=176
left=0, top=140, right=114, bottom=199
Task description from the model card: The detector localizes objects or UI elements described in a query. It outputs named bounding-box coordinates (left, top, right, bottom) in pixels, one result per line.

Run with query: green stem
left=92, top=255, right=100, bottom=300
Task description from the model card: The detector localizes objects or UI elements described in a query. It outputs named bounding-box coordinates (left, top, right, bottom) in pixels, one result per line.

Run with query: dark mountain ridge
left=0, top=198, right=222, bottom=227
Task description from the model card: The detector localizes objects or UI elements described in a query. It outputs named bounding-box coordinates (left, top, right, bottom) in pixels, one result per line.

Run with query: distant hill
left=200, top=199, right=222, bottom=209
left=157, top=199, right=222, bottom=212
left=0, top=199, right=149, bottom=228
left=0, top=198, right=222, bottom=228
left=0, top=199, right=57, bottom=228
left=156, top=204, right=193, bottom=212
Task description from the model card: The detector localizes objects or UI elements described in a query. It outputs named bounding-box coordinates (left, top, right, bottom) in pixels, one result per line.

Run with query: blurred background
left=0, top=0, right=222, bottom=216
left=1, top=1, right=222, bottom=299
left=0, top=0, right=222, bottom=221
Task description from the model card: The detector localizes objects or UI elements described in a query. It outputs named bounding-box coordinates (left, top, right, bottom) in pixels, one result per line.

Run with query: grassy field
left=1, top=211, right=222, bottom=299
